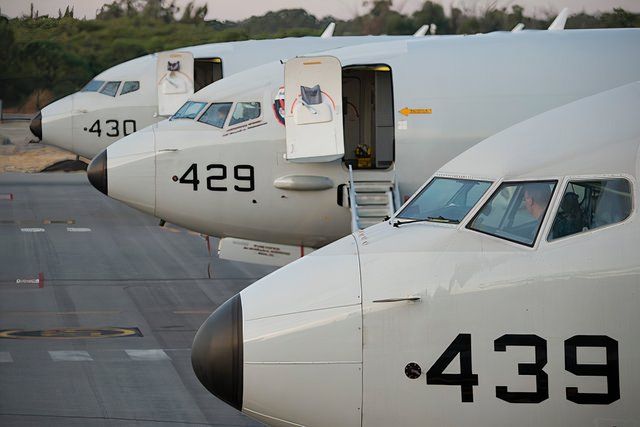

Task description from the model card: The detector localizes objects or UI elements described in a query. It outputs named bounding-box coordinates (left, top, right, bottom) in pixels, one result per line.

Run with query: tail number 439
left=407, top=334, right=619, bottom=404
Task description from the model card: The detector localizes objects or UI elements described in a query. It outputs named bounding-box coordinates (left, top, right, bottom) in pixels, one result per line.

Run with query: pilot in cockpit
left=524, top=184, right=552, bottom=220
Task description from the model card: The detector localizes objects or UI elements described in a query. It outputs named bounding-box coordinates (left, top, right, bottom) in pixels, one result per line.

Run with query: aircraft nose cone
left=192, top=294, right=243, bottom=410
left=87, top=149, right=108, bottom=195
left=30, top=111, right=42, bottom=140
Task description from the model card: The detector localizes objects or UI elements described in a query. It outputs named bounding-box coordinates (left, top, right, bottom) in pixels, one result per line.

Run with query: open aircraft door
left=156, top=51, right=194, bottom=116
left=284, top=56, right=344, bottom=163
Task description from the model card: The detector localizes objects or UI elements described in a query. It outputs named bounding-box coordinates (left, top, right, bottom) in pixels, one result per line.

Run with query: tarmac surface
left=0, top=172, right=275, bottom=426
left=0, top=120, right=84, bottom=173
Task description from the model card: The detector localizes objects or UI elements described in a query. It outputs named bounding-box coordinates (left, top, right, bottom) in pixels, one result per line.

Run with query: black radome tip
left=30, top=111, right=42, bottom=140
left=192, top=294, right=243, bottom=411
left=87, top=149, right=108, bottom=196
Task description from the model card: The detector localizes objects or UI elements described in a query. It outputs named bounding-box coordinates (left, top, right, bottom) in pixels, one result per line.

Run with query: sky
left=1, top=0, right=638, bottom=20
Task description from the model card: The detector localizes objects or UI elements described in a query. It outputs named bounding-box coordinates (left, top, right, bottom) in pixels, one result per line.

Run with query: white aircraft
left=191, top=81, right=640, bottom=426
left=29, top=30, right=415, bottom=159
left=88, top=29, right=640, bottom=266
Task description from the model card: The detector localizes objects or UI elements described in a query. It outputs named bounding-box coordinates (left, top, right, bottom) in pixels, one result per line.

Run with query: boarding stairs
left=348, top=165, right=401, bottom=231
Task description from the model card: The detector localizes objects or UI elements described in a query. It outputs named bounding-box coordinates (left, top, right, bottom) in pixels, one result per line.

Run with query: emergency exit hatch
left=157, top=52, right=223, bottom=116
left=284, top=57, right=394, bottom=168
left=284, top=56, right=344, bottom=163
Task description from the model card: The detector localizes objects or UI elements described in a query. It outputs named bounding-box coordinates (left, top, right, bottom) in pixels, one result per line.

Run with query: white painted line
left=20, top=228, right=45, bottom=233
left=49, top=350, right=93, bottom=362
left=125, top=349, right=170, bottom=361
left=67, top=227, right=92, bottom=232
left=0, top=352, right=13, bottom=363
left=16, top=278, right=40, bottom=285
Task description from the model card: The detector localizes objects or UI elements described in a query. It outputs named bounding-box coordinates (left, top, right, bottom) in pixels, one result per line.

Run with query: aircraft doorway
left=194, top=58, right=223, bottom=92
left=342, top=65, right=394, bottom=169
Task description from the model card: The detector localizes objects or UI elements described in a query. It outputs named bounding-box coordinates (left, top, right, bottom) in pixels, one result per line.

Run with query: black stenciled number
left=105, top=119, right=119, bottom=137
left=206, top=164, right=227, bottom=191
left=426, top=333, right=479, bottom=402
left=234, top=165, right=255, bottom=192
left=88, top=119, right=101, bottom=137
left=123, top=119, right=136, bottom=136
left=494, top=334, right=549, bottom=403
left=179, top=163, right=199, bottom=191
left=565, top=335, right=620, bottom=405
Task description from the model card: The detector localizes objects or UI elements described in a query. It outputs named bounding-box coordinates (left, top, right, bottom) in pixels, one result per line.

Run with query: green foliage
left=1, top=0, right=638, bottom=108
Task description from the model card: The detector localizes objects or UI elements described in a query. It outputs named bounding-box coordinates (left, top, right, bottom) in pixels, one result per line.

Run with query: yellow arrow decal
left=399, top=107, right=432, bottom=116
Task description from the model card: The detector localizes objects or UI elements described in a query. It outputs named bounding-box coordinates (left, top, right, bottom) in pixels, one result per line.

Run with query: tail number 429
left=407, top=334, right=619, bottom=404
left=176, top=163, right=255, bottom=192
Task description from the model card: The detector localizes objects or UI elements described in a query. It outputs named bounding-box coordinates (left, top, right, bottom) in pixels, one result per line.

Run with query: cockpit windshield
left=397, top=177, right=492, bottom=224
left=172, top=101, right=207, bottom=120
left=198, top=103, right=232, bottom=128
left=81, top=80, right=105, bottom=92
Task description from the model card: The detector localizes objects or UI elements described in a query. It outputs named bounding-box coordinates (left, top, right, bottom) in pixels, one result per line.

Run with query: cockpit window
left=120, top=81, right=140, bottom=95
left=172, top=101, right=207, bottom=120
left=228, top=102, right=261, bottom=126
left=81, top=80, right=105, bottom=92
left=198, top=103, right=232, bottom=128
left=468, top=181, right=556, bottom=246
left=548, top=178, right=632, bottom=241
left=397, top=177, right=492, bottom=224
left=99, top=81, right=121, bottom=97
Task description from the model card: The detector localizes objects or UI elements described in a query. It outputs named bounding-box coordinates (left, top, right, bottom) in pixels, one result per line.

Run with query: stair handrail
left=392, top=171, right=402, bottom=212
left=348, top=164, right=359, bottom=233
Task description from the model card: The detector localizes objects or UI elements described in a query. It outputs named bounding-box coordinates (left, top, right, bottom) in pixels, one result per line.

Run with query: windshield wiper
left=393, top=216, right=459, bottom=227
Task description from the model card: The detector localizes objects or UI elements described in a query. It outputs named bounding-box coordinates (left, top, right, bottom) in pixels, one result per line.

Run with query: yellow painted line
left=0, top=327, right=142, bottom=339
left=303, top=61, right=322, bottom=65
left=399, top=107, right=432, bottom=116
left=161, top=226, right=181, bottom=233
left=42, top=219, right=75, bottom=225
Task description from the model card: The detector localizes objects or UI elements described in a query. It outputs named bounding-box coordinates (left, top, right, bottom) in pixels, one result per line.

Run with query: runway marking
left=16, top=278, right=40, bottom=285
left=162, top=226, right=182, bottom=233
left=49, top=350, right=93, bottom=362
left=0, top=193, right=13, bottom=200
left=20, top=228, right=45, bottom=232
left=43, top=219, right=75, bottom=224
left=1, top=220, right=78, bottom=226
left=1, top=310, right=121, bottom=316
left=125, top=349, right=170, bottom=361
left=0, top=327, right=142, bottom=339
left=0, top=349, right=192, bottom=364
left=14, top=273, right=44, bottom=287
left=173, top=310, right=211, bottom=315
left=67, top=227, right=91, bottom=232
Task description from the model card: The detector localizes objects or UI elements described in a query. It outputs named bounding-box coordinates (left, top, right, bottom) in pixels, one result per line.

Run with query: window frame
left=171, top=101, right=208, bottom=121
left=395, top=176, right=494, bottom=224
left=466, top=179, right=558, bottom=248
left=197, top=102, right=234, bottom=129
left=99, top=81, right=122, bottom=97
left=544, top=175, right=635, bottom=243
left=81, top=80, right=106, bottom=93
left=120, top=81, right=140, bottom=96
left=227, top=101, right=262, bottom=127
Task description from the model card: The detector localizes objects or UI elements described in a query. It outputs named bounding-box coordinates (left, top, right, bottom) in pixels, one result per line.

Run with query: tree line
left=1, top=0, right=638, bottom=110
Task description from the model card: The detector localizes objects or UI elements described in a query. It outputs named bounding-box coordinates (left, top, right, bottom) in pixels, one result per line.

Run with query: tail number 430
left=406, top=334, right=619, bottom=404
